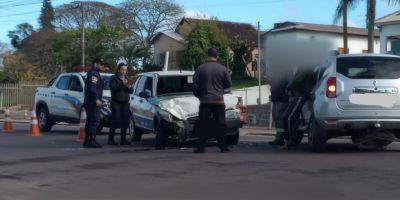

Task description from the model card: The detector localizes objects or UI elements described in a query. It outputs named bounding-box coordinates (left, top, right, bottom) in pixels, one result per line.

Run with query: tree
left=54, top=1, right=126, bottom=30
left=230, top=39, right=254, bottom=77
left=334, top=0, right=358, bottom=54
left=52, top=25, right=129, bottom=71
left=18, top=29, right=63, bottom=78
left=334, top=0, right=400, bottom=53
left=7, top=23, right=34, bottom=49
left=117, top=42, right=145, bottom=69
left=119, top=0, right=184, bottom=64
left=40, top=0, right=55, bottom=29
left=3, top=53, right=34, bottom=81
left=180, top=22, right=230, bottom=69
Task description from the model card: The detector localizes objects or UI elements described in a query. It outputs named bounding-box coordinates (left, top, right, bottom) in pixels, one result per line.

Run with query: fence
left=0, top=80, right=48, bottom=108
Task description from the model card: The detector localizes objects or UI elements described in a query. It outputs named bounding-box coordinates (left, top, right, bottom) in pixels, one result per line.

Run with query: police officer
left=268, top=73, right=290, bottom=145
left=83, top=58, right=106, bottom=148
left=282, top=65, right=316, bottom=149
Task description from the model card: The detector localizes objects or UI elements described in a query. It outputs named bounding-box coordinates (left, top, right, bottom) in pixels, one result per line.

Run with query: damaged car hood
left=156, top=93, right=239, bottom=120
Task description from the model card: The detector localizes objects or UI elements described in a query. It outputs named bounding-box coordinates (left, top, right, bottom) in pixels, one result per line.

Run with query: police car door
left=65, top=75, right=85, bottom=120
left=52, top=75, right=71, bottom=118
left=132, top=75, right=155, bottom=131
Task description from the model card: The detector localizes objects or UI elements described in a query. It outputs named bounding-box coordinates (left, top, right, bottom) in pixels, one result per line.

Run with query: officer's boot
left=269, top=132, right=285, bottom=146
left=83, top=134, right=91, bottom=148
left=107, top=129, right=118, bottom=146
left=120, top=131, right=131, bottom=146
left=92, top=135, right=103, bottom=148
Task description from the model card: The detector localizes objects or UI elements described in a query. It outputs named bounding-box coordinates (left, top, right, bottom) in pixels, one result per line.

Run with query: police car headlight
left=226, top=109, right=241, bottom=119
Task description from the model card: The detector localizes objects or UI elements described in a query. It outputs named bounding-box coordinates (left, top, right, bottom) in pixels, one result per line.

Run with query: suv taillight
left=326, top=77, right=336, bottom=98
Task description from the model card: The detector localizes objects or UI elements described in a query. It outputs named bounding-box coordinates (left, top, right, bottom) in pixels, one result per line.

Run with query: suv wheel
left=155, top=122, right=168, bottom=149
left=128, top=117, right=142, bottom=142
left=38, top=107, right=53, bottom=132
left=227, top=129, right=239, bottom=145
left=308, top=117, right=327, bottom=152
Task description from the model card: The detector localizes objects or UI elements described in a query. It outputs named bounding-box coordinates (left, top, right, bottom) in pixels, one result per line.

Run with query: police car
left=129, top=71, right=244, bottom=147
left=34, top=72, right=113, bottom=132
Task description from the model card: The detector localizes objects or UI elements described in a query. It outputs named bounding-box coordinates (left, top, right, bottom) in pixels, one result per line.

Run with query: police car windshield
left=157, top=75, right=193, bottom=96
left=82, top=75, right=111, bottom=90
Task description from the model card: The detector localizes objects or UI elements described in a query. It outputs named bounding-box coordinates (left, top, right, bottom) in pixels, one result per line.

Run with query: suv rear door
left=336, top=56, right=400, bottom=110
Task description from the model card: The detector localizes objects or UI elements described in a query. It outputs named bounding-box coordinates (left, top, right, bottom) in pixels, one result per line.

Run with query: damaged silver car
left=128, top=71, right=243, bottom=147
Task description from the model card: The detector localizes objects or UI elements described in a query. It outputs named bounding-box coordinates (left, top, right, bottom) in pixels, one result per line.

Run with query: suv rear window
left=337, top=56, right=400, bottom=79
left=156, top=76, right=193, bottom=95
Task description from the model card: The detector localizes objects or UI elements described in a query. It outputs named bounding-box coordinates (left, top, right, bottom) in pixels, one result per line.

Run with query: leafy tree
left=2, top=53, right=34, bottom=81
left=230, top=39, right=253, bottom=78
left=7, top=23, right=34, bottom=49
left=18, top=29, right=63, bottom=78
left=180, top=22, right=230, bottom=70
left=119, top=0, right=184, bottom=64
left=52, top=25, right=129, bottom=71
left=40, top=0, right=55, bottom=30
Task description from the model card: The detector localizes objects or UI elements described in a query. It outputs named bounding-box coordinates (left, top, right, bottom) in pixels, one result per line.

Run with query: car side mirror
left=139, top=91, right=150, bottom=98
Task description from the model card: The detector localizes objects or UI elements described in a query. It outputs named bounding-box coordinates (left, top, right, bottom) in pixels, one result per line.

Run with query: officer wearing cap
left=83, top=58, right=106, bottom=148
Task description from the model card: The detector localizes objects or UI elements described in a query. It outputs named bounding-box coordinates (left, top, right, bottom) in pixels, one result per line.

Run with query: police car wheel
left=38, top=108, right=52, bottom=132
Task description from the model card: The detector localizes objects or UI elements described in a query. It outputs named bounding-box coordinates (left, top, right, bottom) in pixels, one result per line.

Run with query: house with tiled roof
left=376, top=10, right=400, bottom=55
left=152, top=18, right=261, bottom=78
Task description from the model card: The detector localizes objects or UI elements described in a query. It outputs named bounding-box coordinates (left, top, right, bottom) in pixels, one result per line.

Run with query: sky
left=0, top=0, right=399, bottom=48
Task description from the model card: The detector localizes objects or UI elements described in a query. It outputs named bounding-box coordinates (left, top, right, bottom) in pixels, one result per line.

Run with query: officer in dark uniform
left=83, top=58, right=106, bottom=148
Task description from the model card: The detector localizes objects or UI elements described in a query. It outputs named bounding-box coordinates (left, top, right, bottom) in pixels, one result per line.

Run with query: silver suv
left=308, top=54, right=400, bottom=151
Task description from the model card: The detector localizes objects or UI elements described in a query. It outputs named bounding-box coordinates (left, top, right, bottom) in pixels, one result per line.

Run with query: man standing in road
left=193, top=48, right=232, bottom=153
left=268, top=74, right=290, bottom=145
left=83, top=58, right=106, bottom=148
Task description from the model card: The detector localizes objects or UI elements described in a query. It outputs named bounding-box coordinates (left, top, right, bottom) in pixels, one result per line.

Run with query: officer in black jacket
left=83, top=58, right=106, bottom=148
left=193, top=48, right=232, bottom=153
left=269, top=74, right=290, bottom=145
left=108, top=63, right=133, bottom=145
left=282, top=65, right=316, bottom=149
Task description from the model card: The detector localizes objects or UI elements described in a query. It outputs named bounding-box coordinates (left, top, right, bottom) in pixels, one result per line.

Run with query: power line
left=0, top=11, right=39, bottom=18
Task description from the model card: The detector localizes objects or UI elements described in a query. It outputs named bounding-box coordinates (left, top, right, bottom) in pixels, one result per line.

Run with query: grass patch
left=231, top=75, right=266, bottom=90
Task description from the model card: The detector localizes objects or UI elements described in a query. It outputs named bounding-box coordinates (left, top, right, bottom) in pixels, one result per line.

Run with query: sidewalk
left=0, top=110, right=30, bottom=123
left=241, top=125, right=276, bottom=136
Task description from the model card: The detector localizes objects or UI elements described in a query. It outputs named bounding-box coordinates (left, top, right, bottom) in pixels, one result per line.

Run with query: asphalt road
left=1, top=123, right=400, bottom=200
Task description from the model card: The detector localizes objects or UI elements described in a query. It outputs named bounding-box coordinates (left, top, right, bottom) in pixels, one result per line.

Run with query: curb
left=0, top=120, right=30, bottom=123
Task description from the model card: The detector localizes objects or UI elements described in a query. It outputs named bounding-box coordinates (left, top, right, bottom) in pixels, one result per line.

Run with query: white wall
left=232, top=85, right=270, bottom=105
left=379, top=23, right=400, bottom=53
left=263, top=30, right=380, bottom=78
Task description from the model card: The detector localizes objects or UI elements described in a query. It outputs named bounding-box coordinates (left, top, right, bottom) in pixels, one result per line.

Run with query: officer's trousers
left=272, top=101, right=289, bottom=139
left=283, top=96, right=308, bottom=145
left=85, top=104, right=101, bottom=140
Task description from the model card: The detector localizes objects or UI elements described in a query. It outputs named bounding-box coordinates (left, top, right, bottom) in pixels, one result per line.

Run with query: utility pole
left=81, top=2, right=85, bottom=69
left=257, top=21, right=261, bottom=105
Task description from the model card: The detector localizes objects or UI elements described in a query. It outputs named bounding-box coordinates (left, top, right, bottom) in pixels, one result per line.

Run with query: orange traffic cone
left=76, top=108, right=87, bottom=143
left=28, top=109, right=41, bottom=137
left=24, top=109, right=29, bottom=120
left=3, top=107, right=13, bottom=133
